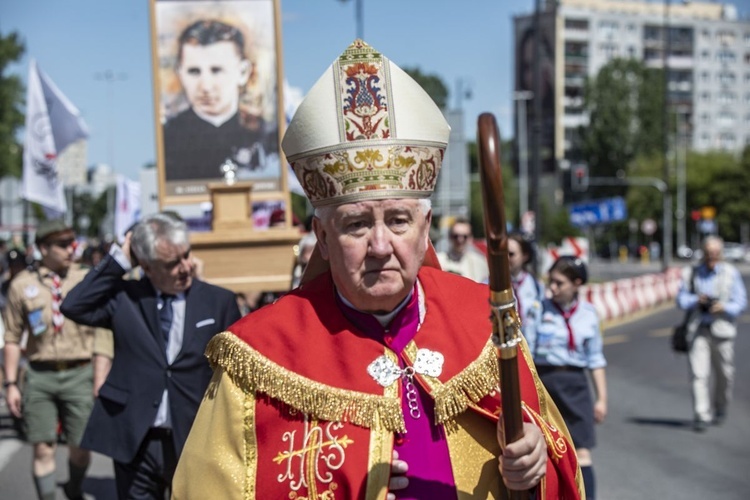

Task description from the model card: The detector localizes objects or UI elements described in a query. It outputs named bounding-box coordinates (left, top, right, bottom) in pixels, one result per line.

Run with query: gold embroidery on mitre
left=206, top=332, right=405, bottom=432
left=291, top=144, right=443, bottom=206
left=336, top=39, right=391, bottom=142
left=402, top=340, right=500, bottom=428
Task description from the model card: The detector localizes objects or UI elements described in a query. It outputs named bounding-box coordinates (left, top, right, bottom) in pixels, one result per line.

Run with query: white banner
left=21, top=59, right=89, bottom=213
left=114, top=175, right=141, bottom=243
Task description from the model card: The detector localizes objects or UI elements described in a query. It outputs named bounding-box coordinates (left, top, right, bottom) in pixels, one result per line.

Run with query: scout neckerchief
left=552, top=299, right=578, bottom=351
left=49, top=272, right=64, bottom=334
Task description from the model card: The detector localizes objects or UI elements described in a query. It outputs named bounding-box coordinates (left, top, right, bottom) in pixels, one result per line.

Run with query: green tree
left=403, top=67, right=449, bottom=110
left=0, top=31, right=26, bottom=178
left=685, top=149, right=750, bottom=243
left=540, top=200, right=580, bottom=246
left=581, top=59, right=664, bottom=191
left=627, top=148, right=750, bottom=246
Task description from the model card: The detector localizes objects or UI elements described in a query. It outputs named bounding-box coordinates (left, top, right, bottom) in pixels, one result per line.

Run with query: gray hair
left=313, top=198, right=432, bottom=222
left=702, top=235, right=723, bottom=252
left=131, top=213, right=189, bottom=264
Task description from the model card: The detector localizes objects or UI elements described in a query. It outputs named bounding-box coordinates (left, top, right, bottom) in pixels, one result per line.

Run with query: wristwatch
left=3, top=381, right=17, bottom=389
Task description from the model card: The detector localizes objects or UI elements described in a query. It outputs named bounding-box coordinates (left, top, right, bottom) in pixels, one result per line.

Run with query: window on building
left=717, top=30, right=737, bottom=45
left=599, top=20, right=619, bottom=38
left=701, top=49, right=710, bottom=60
left=717, top=72, right=736, bottom=85
left=717, top=91, right=737, bottom=104
left=701, top=113, right=710, bottom=124
left=644, top=25, right=661, bottom=41
left=717, top=111, right=736, bottom=127
left=717, top=50, right=736, bottom=63
left=565, top=18, right=589, bottom=31
left=701, top=92, right=711, bottom=102
left=719, top=133, right=736, bottom=149
left=701, top=71, right=710, bottom=83
left=744, top=32, right=750, bottom=45
left=600, top=43, right=618, bottom=59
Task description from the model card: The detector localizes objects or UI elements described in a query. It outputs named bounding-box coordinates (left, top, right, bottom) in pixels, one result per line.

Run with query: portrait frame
left=149, top=0, right=287, bottom=207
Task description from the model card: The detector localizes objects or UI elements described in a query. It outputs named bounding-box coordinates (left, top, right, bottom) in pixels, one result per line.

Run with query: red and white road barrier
left=579, top=266, right=683, bottom=323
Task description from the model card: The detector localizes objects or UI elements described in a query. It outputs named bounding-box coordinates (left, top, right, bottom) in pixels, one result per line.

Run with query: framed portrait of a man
left=150, top=0, right=284, bottom=205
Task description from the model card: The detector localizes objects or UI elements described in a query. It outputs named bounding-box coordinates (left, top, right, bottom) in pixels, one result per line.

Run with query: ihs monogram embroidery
left=274, top=417, right=353, bottom=498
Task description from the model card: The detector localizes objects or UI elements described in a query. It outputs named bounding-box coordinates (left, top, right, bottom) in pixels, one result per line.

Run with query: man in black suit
left=61, top=213, right=241, bottom=499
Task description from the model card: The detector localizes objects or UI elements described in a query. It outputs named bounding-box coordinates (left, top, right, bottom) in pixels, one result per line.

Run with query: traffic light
left=571, top=163, right=589, bottom=192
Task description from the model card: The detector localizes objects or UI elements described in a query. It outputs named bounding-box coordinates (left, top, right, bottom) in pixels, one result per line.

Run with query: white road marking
left=0, top=439, right=24, bottom=472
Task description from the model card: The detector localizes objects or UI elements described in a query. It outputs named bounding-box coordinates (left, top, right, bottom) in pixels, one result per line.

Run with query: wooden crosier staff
left=477, top=113, right=528, bottom=499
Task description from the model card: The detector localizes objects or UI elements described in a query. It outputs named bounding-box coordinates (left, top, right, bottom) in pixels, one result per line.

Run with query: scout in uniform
left=3, top=220, right=98, bottom=500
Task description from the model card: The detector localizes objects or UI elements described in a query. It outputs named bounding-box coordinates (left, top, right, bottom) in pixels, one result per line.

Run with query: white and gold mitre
left=282, top=39, right=451, bottom=207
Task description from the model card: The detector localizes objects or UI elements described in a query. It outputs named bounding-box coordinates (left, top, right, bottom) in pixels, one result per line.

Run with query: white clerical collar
left=194, top=108, right=236, bottom=127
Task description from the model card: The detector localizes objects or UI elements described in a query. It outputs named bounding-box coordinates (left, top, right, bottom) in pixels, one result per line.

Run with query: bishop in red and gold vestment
left=173, top=39, right=583, bottom=500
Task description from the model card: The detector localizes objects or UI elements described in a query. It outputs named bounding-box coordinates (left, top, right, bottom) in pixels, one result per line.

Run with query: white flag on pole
left=21, top=59, right=89, bottom=213
left=114, top=175, right=141, bottom=243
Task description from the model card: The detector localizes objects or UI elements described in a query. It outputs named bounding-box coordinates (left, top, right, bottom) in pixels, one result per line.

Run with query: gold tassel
left=206, top=332, right=406, bottom=432
left=429, top=342, right=500, bottom=425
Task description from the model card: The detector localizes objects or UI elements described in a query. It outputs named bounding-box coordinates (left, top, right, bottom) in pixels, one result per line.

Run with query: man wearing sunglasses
left=437, top=217, right=489, bottom=283
left=3, top=219, right=99, bottom=500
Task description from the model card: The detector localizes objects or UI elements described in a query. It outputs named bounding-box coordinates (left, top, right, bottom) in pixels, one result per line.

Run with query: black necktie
left=160, top=295, right=175, bottom=345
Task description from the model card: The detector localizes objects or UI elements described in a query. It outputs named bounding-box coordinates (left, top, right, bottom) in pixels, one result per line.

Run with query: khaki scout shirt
left=3, top=264, right=99, bottom=362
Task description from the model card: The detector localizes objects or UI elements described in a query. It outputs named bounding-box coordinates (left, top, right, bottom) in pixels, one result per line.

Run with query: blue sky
left=3, top=0, right=749, bottom=182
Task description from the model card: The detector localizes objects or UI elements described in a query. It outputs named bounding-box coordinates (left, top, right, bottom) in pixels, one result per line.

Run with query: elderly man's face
left=142, top=239, right=194, bottom=295
left=314, top=199, right=431, bottom=314
left=703, top=240, right=722, bottom=270
left=178, top=41, right=249, bottom=118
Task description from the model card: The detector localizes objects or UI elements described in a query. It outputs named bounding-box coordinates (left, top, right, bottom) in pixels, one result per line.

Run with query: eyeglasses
left=50, top=238, right=76, bottom=249
left=450, top=233, right=470, bottom=241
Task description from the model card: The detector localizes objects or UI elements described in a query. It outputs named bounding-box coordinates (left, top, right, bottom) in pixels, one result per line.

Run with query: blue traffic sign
left=568, top=196, right=628, bottom=227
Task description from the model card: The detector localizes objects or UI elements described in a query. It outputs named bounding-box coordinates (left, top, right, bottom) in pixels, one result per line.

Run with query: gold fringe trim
left=206, top=332, right=406, bottom=432
left=428, top=341, right=500, bottom=426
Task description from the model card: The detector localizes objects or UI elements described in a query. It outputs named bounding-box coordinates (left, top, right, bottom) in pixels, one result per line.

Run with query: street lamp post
left=675, top=106, right=689, bottom=253
left=514, top=91, right=533, bottom=223
left=94, top=70, right=127, bottom=169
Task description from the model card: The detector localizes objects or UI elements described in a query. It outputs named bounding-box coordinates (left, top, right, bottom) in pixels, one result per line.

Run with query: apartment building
left=514, top=0, right=750, bottom=177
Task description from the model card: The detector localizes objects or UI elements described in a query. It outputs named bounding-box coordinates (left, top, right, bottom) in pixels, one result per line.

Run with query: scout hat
left=282, top=40, right=448, bottom=285
left=282, top=39, right=450, bottom=207
left=35, top=219, right=74, bottom=245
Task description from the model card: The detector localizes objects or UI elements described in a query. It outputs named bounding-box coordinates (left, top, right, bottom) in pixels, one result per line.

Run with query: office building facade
left=514, top=0, right=749, bottom=181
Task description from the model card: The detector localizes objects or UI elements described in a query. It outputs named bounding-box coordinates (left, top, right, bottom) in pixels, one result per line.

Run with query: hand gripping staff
left=477, top=113, right=528, bottom=499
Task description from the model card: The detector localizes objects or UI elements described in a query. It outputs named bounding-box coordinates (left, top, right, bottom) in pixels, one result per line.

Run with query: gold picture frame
left=149, top=0, right=287, bottom=208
